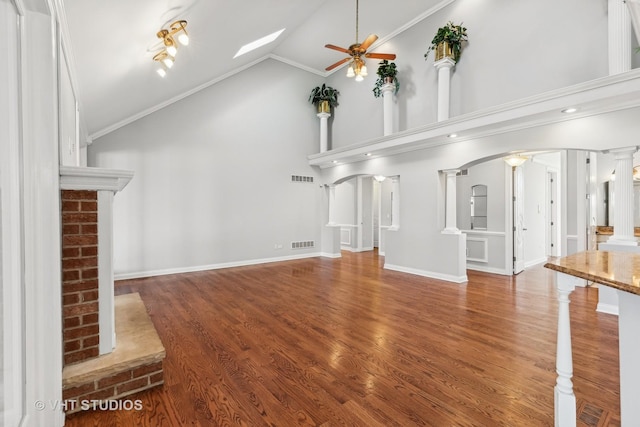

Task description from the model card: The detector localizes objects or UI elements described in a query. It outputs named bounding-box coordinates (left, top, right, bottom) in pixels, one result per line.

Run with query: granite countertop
left=595, top=226, right=640, bottom=236
left=545, top=250, right=640, bottom=295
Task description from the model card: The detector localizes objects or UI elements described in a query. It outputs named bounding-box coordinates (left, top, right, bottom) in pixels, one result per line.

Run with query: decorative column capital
left=607, top=146, right=638, bottom=158
left=434, top=57, right=456, bottom=71
left=442, top=168, right=461, bottom=177
left=381, top=82, right=396, bottom=95
left=316, top=112, right=331, bottom=119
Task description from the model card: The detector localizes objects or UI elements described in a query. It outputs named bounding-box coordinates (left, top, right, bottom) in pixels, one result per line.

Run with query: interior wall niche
left=470, top=184, right=488, bottom=230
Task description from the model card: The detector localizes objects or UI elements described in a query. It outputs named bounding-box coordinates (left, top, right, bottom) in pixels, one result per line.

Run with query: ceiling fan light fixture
left=156, top=67, right=167, bottom=78
left=324, top=0, right=395, bottom=80
left=346, top=65, right=355, bottom=77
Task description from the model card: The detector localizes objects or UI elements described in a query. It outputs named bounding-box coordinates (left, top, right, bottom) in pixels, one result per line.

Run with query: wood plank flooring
left=65, top=251, right=620, bottom=426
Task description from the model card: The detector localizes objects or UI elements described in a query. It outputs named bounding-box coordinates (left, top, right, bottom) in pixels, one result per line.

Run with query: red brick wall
left=61, top=190, right=100, bottom=365
left=62, top=361, right=164, bottom=414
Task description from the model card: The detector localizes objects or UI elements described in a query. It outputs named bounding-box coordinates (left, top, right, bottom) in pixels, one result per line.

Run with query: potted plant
left=373, top=60, right=400, bottom=98
left=424, top=21, right=468, bottom=63
left=308, top=83, right=340, bottom=113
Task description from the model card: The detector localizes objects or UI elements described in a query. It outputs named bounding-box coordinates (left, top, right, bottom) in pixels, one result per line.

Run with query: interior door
left=513, top=166, right=525, bottom=274
left=548, top=171, right=558, bottom=256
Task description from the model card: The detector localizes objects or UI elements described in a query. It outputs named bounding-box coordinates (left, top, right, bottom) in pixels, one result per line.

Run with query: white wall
left=326, top=0, right=608, bottom=149
left=89, top=59, right=325, bottom=278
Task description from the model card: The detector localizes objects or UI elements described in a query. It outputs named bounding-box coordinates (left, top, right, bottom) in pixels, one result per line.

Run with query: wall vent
left=291, top=240, right=315, bottom=249
left=291, top=175, right=314, bottom=183
left=456, top=169, right=468, bottom=176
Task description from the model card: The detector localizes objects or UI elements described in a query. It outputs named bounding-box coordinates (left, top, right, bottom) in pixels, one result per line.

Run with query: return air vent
left=291, top=240, right=315, bottom=249
left=291, top=175, right=314, bottom=183
left=456, top=169, right=468, bottom=176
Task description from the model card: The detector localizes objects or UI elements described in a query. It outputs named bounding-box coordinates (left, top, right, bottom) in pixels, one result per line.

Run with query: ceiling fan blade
left=359, top=34, right=378, bottom=51
left=325, top=57, right=352, bottom=71
left=365, top=53, right=397, bottom=60
left=325, top=44, right=351, bottom=54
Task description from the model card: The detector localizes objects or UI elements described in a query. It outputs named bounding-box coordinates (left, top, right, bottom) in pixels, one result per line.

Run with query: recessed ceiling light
left=448, top=133, right=457, bottom=138
left=561, top=107, right=577, bottom=113
left=233, top=28, right=286, bottom=58
left=332, top=160, right=338, bottom=164
left=365, top=153, right=372, bottom=156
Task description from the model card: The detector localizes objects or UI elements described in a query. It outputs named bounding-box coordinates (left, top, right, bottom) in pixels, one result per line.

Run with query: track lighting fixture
left=152, top=20, right=189, bottom=77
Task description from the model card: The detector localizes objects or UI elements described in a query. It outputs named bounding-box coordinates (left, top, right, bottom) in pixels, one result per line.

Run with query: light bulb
left=360, top=65, right=368, bottom=76
left=156, top=68, right=167, bottom=78
left=355, top=74, right=364, bottom=82
left=163, top=56, right=174, bottom=68
left=346, top=66, right=355, bottom=78
left=166, top=45, right=177, bottom=57
left=178, top=33, right=189, bottom=46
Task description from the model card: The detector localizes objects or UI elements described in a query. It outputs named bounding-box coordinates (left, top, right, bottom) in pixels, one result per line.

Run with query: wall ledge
left=60, top=166, right=134, bottom=192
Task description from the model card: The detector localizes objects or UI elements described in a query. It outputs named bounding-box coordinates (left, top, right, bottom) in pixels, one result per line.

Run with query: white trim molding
left=384, top=263, right=468, bottom=284
left=60, top=166, right=134, bottom=192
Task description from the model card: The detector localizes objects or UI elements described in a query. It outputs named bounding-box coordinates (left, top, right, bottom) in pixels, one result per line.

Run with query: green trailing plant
left=308, top=83, right=340, bottom=108
left=424, top=21, right=468, bottom=63
left=373, top=60, right=400, bottom=98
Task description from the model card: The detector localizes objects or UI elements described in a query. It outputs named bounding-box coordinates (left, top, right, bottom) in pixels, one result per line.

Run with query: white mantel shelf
left=60, top=166, right=134, bottom=192
left=308, top=68, right=640, bottom=169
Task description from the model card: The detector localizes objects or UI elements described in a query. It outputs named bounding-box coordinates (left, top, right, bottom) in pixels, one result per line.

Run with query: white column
left=390, top=176, right=400, bottom=230
left=317, top=112, right=331, bottom=153
left=434, top=58, right=456, bottom=122
left=442, top=169, right=461, bottom=234
left=610, top=0, right=632, bottom=75
left=608, top=147, right=638, bottom=245
left=554, top=272, right=577, bottom=427
left=327, top=184, right=337, bottom=225
left=98, top=190, right=115, bottom=354
left=381, top=82, right=395, bottom=136
left=617, top=290, right=640, bottom=424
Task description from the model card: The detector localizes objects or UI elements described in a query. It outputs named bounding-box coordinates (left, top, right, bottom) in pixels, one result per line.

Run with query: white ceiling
left=60, top=0, right=445, bottom=139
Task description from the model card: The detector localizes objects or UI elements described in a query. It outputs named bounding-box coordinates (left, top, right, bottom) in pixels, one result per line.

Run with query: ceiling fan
left=324, top=0, right=396, bottom=81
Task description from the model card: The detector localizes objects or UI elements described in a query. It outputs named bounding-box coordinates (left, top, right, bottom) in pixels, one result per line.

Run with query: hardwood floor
left=65, top=251, right=620, bottom=426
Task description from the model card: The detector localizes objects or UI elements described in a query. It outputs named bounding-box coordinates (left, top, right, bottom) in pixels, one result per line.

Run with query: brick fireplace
left=59, top=166, right=165, bottom=415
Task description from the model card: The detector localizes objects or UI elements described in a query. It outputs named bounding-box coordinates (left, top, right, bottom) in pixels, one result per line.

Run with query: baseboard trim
left=525, top=257, right=548, bottom=268
left=115, top=252, right=324, bottom=280
left=596, top=303, right=619, bottom=316
left=466, top=265, right=511, bottom=275
left=384, top=263, right=468, bottom=284
left=320, top=252, right=342, bottom=259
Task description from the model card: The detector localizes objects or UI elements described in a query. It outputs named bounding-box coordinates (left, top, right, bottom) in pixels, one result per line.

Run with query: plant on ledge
left=424, top=21, right=468, bottom=63
left=373, top=60, right=400, bottom=98
left=308, top=84, right=340, bottom=113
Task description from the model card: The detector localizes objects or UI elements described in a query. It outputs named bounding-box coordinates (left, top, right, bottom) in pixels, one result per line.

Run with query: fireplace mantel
left=59, top=166, right=134, bottom=359
left=60, top=166, right=133, bottom=192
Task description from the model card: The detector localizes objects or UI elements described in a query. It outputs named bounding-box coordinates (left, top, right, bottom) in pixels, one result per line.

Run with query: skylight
left=233, top=29, right=286, bottom=58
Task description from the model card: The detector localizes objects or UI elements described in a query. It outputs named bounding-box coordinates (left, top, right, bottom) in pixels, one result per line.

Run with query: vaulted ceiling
left=61, top=0, right=445, bottom=139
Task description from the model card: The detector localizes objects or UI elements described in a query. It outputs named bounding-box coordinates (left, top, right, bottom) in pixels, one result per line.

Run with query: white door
left=513, top=166, right=525, bottom=274
left=548, top=171, right=558, bottom=256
